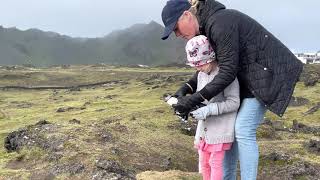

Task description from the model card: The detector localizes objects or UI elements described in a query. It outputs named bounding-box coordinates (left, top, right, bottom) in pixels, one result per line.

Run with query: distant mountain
left=0, top=22, right=186, bottom=66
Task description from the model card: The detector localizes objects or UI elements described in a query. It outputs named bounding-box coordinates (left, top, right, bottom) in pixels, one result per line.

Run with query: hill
left=0, top=22, right=186, bottom=66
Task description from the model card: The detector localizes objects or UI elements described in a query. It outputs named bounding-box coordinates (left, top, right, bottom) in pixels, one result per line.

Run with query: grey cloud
left=0, top=0, right=318, bottom=51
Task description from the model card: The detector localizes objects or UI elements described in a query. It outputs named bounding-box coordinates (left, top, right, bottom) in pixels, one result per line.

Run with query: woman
left=161, top=0, right=303, bottom=179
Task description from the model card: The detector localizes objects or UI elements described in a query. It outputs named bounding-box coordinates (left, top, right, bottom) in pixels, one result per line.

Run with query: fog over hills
left=0, top=21, right=186, bottom=66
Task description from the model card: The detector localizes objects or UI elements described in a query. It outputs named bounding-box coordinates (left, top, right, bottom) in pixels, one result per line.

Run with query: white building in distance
left=295, top=52, right=320, bottom=64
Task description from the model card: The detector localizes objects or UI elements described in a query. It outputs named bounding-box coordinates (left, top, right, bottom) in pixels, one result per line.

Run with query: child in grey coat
left=184, top=35, right=240, bottom=180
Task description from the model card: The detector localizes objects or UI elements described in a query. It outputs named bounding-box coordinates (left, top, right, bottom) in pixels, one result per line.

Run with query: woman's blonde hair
left=188, top=0, right=200, bottom=14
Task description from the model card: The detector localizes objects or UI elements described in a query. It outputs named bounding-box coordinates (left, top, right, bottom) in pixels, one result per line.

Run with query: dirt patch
left=5, top=154, right=36, bottom=170
left=29, top=171, right=55, bottom=180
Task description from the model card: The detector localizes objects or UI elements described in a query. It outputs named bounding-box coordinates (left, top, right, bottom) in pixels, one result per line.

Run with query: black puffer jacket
left=190, top=0, right=303, bottom=117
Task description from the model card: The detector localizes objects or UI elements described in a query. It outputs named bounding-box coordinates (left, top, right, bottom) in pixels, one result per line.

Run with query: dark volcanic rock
left=4, top=120, right=53, bottom=152
left=261, top=152, right=291, bottom=162
left=262, top=118, right=286, bottom=131
left=292, top=120, right=320, bottom=135
left=68, top=87, right=81, bottom=92
left=161, top=157, right=173, bottom=170
left=35, top=120, right=51, bottom=126
left=289, top=96, right=310, bottom=107
left=259, top=152, right=320, bottom=180
left=307, top=139, right=320, bottom=154
left=69, top=119, right=81, bottom=124
left=303, top=102, right=320, bottom=115
left=16, top=102, right=33, bottom=108
left=303, top=73, right=319, bottom=87
left=50, top=162, right=85, bottom=175
left=276, top=162, right=318, bottom=180
left=96, top=129, right=113, bottom=143
left=4, top=128, right=29, bottom=152
left=4, top=120, right=67, bottom=156
left=56, top=107, right=77, bottom=112
left=92, top=159, right=135, bottom=180
left=151, top=85, right=160, bottom=89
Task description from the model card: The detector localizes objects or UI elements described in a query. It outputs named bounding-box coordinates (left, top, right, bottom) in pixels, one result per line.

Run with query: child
left=185, top=35, right=240, bottom=180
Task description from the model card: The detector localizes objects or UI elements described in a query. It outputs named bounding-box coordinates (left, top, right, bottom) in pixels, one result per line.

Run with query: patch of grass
left=136, top=170, right=201, bottom=180
left=0, top=65, right=319, bottom=179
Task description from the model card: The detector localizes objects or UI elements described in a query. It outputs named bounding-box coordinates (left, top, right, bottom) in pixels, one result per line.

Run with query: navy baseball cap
left=161, top=0, right=191, bottom=40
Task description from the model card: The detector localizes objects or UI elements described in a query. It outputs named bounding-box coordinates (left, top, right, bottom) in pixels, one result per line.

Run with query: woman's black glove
left=172, top=92, right=205, bottom=115
left=173, top=83, right=193, bottom=98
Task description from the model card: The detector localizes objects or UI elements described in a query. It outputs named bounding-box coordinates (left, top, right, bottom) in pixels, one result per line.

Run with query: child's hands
left=190, top=106, right=210, bottom=120
left=190, top=103, right=219, bottom=120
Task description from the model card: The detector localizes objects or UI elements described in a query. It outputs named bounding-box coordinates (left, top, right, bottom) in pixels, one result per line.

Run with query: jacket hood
left=197, top=0, right=226, bottom=35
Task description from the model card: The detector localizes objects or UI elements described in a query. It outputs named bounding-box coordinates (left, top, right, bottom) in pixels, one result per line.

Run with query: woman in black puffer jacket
left=161, top=0, right=303, bottom=179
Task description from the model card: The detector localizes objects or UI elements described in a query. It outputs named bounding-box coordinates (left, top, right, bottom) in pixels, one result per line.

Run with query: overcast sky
left=0, top=0, right=319, bottom=52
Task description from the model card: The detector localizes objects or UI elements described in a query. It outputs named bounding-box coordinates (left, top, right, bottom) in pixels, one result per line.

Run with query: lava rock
left=292, top=120, right=320, bottom=135
left=69, top=119, right=81, bottom=124
left=289, top=96, right=310, bottom=107
left=51, top=163, right=85, bottom=175
left=303, top=102, right=320, bottom=115
left=307, top=139, right=320, bottom=153
left=93, top=159, right=135, bottom=180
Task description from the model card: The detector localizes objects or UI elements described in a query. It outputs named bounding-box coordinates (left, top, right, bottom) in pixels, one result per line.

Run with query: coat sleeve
left=186, top=71, right=199, bottom=93
left=195, top=78, right=240, bottom=118
left=199, top=20, right=240, bottom=101
left=214, top=78, right=240, bottom=115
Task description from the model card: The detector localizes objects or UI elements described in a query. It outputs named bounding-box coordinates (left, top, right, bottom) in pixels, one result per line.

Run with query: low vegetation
left=0, top=64, right=319, bottom=179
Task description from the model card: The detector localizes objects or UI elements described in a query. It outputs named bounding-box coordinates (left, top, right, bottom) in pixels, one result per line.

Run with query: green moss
left=1, top=66, right=319, bottom=178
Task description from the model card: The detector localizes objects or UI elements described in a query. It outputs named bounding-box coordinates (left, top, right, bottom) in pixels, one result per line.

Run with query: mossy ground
left=0, top=65, right=319, bottom=179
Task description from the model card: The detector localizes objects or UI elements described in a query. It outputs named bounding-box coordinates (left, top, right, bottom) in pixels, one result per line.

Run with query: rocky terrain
left=0, top=64, right=319, bottom=180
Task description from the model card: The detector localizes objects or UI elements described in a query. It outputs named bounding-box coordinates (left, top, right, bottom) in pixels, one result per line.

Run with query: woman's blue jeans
left=223, top=98, right=266, bottom=180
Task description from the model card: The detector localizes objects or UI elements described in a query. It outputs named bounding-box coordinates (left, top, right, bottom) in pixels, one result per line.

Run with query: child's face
left=195, top=62, right=216, bottom=74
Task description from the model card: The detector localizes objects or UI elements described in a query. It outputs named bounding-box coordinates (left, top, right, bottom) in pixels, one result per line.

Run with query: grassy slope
left=0, top=66, right=197, bottom=179
left=0, top=65, right=319, bottom=179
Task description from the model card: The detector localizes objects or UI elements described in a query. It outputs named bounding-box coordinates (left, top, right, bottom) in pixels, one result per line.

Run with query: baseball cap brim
left=161, top=21, right=176, bottom=40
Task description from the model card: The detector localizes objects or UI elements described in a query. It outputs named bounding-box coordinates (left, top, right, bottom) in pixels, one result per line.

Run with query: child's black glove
left=173, top=83, right=193, bottom=98
left=173, top=92, right=206, bottom=116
